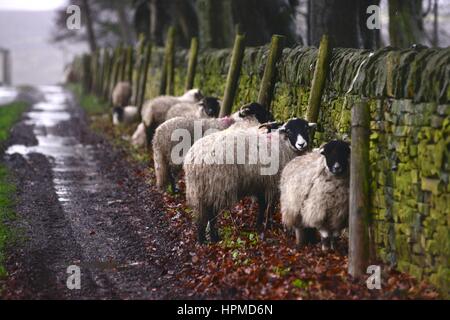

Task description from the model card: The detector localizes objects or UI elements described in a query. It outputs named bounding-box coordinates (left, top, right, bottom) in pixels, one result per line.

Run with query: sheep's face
left=199, top=97, right=221, bottom=118
left=238, top=102, right=274, bottom=124
left=320, top=140, right=351, bottom=175
left=279, top=118, right=316, bottom=152
left=113, top=106, right=124, bottom=124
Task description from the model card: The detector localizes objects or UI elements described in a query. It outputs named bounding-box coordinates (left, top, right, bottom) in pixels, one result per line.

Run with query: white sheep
left=112, top=81, right=132, bottom=107
left=280, top=140, right=351, bottom=250
left=165, top=96, right=221, bottom=121
left=153, top=102, right=273, bottom=192
left=112, top=106, right=139, bottom=125
left=183, top=117, right=316, bottom=243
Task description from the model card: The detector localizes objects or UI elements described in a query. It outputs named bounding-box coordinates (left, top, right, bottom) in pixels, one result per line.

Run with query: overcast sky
left=0, top=0, right=66, bottom=11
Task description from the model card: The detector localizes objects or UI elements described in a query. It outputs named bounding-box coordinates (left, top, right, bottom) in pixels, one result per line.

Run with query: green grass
left=0, top=102, right=28, bottom=141
left=0, top=101, right=27, bottom=278
left=0, top=166, right=16, bottom=277
left=68, top=84, right=109, bottom=115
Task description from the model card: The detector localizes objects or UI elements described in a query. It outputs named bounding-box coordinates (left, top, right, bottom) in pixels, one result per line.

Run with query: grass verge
left=68, top=84, right=109, bottom=115
left=0, top=101, right=28, bottom=277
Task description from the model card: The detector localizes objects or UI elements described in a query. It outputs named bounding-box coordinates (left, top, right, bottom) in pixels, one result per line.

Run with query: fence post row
left=219, top=33, right=246, bottom=117
left=257, top=35, right=285, bottom=111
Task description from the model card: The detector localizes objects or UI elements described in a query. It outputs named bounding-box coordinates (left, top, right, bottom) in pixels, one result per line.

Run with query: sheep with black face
left=280, top=140, right=351, bottom=251
left=112, top=105, right=139, bottom=125
left=183, top=117, right=316, bottom=244
left=153, top=102, right=273, bottom=192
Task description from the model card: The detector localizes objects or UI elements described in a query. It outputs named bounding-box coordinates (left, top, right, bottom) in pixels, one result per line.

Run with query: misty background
left=0, top=0, right=449, bottom=86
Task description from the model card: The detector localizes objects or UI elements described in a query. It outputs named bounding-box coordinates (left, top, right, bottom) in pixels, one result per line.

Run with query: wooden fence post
left=349, top=98, right=371, bottom=278
left=257, top=35, right=285, bottom=110
left=119, top=47, right=128, bottom=82
left=82, top=54, right=91, bottom=94
left=185, top=37, right=199, bottom=91
left=166, top=27, right=176, bottom=95
left=109, top=46, right=123, bottom=104
left=138, top=44, right=152, bottom=114
left=91, top=50, right=100, bottom=94
left=219, top=33, right=246, bottom=117
left=102, top=49, right=112, bottom=100
left=97, top=48, right=108, bottom=97
left=160, top=26, right=175, bottom=95
left=306, top=34, right=331, bottom=124
left=125, top=46, right=133, bottom=83
left=133, top=35, right=146, bottom=106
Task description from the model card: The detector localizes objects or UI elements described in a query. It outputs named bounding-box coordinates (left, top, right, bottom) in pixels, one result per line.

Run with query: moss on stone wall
left=143, top=45, right=449, bottom=296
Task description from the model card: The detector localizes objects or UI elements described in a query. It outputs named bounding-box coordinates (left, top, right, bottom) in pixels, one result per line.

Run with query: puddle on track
left=5, top=86, right=102, bottom=208
left=0, top=86, right=18, bottom=105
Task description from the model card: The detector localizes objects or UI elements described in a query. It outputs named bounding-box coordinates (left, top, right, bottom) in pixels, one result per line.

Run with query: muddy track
left=1, top=86, right=193, bottom=299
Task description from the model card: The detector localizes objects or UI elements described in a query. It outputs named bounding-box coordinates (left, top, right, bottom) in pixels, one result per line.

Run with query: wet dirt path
left=1, top=86, right=190, bottom=299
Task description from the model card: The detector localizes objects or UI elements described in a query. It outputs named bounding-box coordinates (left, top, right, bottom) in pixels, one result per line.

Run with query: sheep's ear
left=319, top=147, right=325, bottom=155
left=308, top=122, right=317, bottom=129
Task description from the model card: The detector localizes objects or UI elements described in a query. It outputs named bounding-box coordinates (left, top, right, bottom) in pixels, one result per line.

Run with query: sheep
left=153, top=102, right=273, bottom=192
left=112, top=106, right=139, bottom=125
left=183, top=117, right=316, bottom=244
left=280, top=140, right=351, bottom=251
left=131, top=88, right=203, bottom=146
left=112, top=81, right=132, bottom=107
left=165, top=96, right=221, bottom=121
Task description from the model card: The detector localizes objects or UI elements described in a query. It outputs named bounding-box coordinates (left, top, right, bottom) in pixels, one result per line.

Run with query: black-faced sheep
left=112, top=106, right=139, bottom=125
left=153, top=102, right=273, bottom=192
left=112, top=81, right=132, bottom=107
left=165, top=96, right=221, bottom=121
left=134, top=88, right=203, bottom=146
left=183, top=118, right=316, bottom=244
left=280, top=140, right=351, bottom=251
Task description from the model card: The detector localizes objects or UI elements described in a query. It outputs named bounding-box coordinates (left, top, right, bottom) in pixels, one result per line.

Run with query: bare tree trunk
left=306, top=0, right=311, bottom=45
left=432, top=0, right=439, bottom=47
left=309, top=0, right=360, bottom=48
left=148, top=0, right=158, bottom=44
left=358, top=0, right=381, bottom=50
left=116, top=2, right=135, bottom=45
left=82, top=0, right=97, bottom=53
left=197, top=0, right=234, bottom=48
left=388, top=0, right=424, bottom=47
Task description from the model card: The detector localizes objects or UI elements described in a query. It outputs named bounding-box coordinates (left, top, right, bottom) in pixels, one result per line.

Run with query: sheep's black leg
left=295, top=227, right=305, bottom=247
left=330, top=231, right=340, bottom=251
left=145, top=123, right=156, bottom=148
left=209, top=211, right=220, bottom=243
left=264, top=202, right=276, bottom=230
left=168, top=171, right=179, bottom=193
left=197, top=207, right=209, bottom=244
left=256, top=194, right=266, bottom=230
left=303, top=228, right=319, bottom=245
